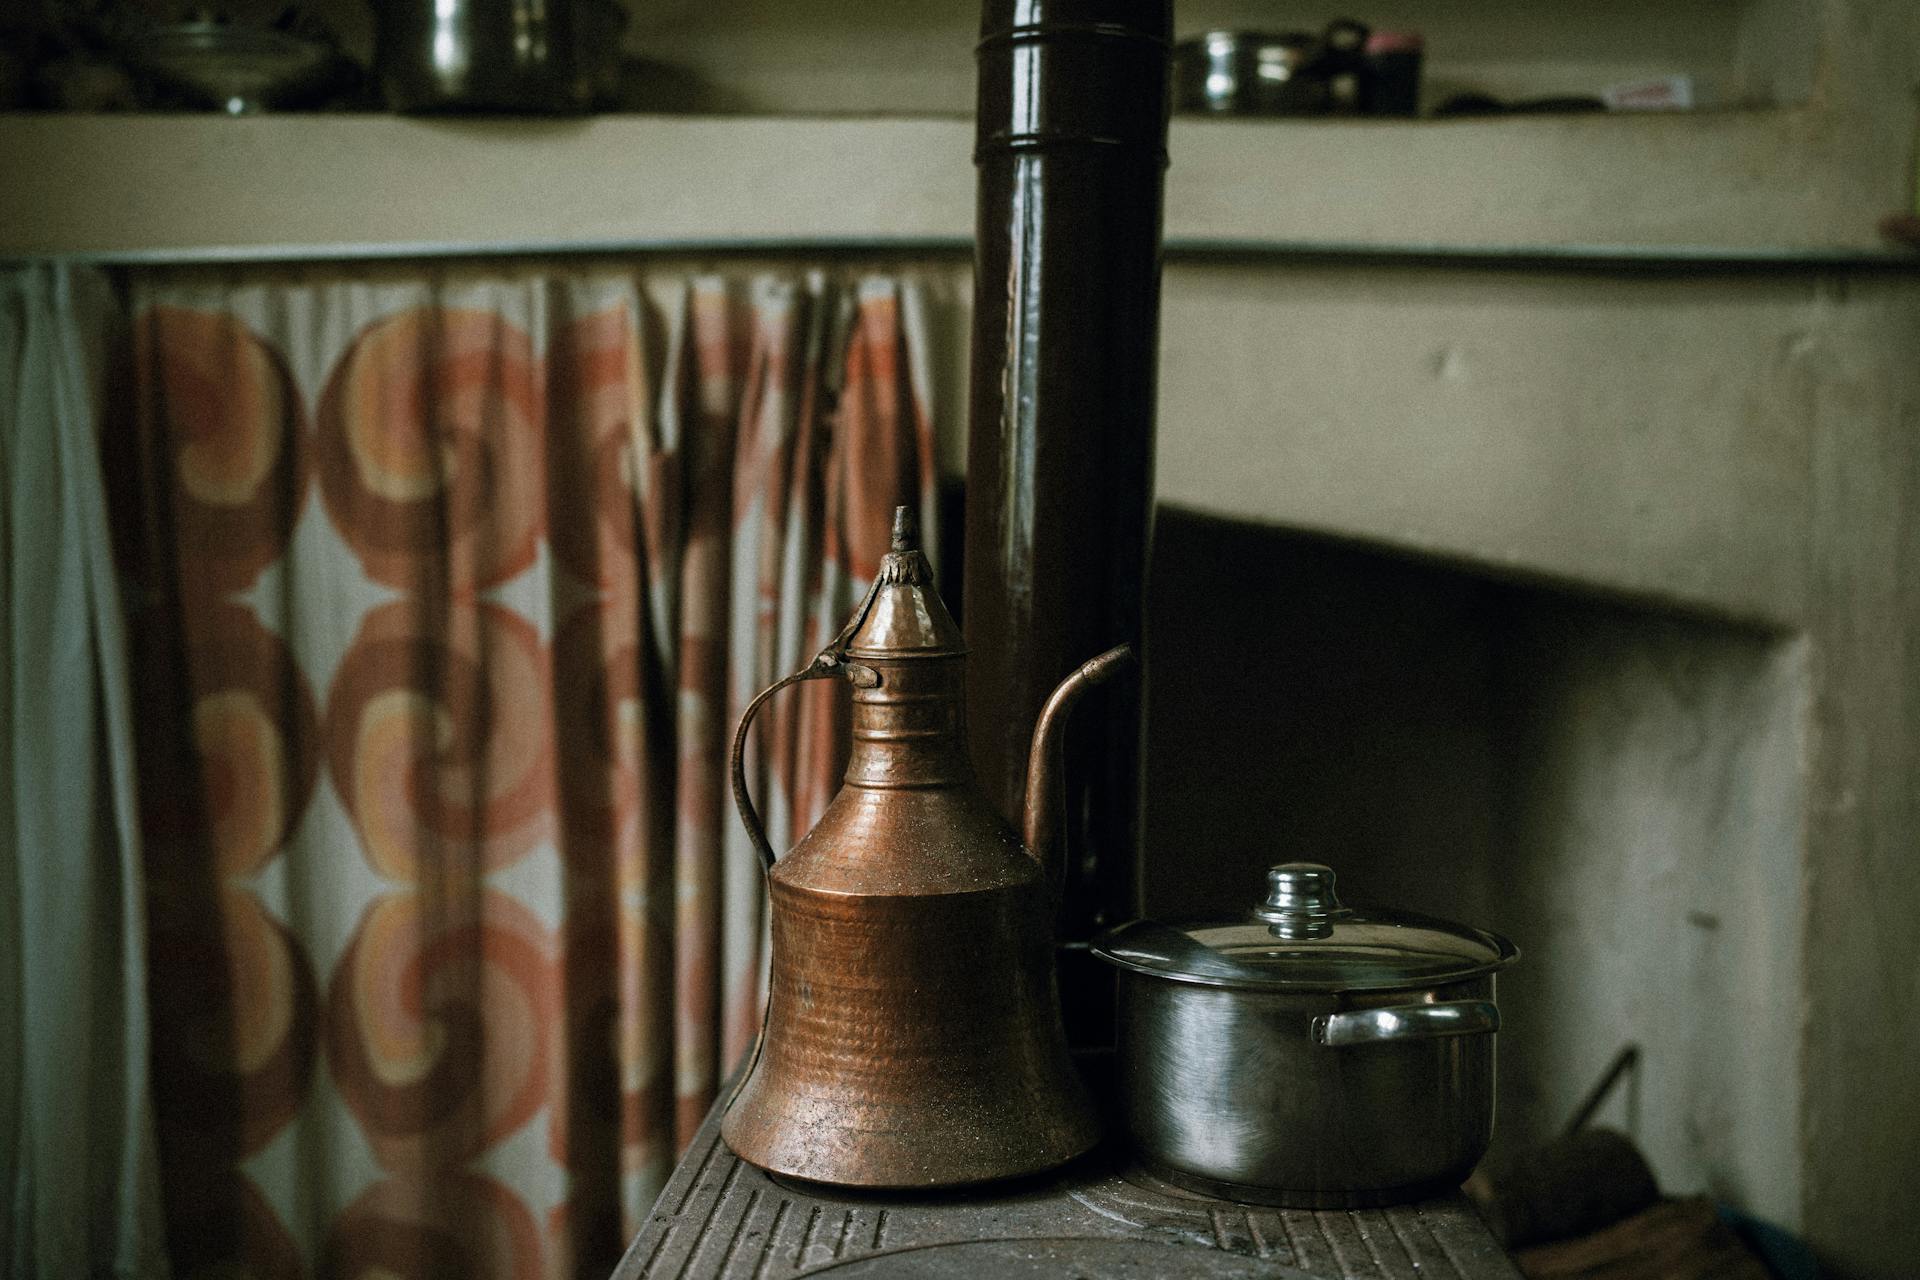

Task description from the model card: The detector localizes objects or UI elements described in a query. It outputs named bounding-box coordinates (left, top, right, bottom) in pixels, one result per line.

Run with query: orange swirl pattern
left=133, top=602, right=320, bottom=881
left=324, top=1174, right=542, bottom=1280
left=548, top=306, right=647, bottom=592
left=326, top=889, right=555, bottom=1170
left=315, top=307, right=544, bottom=594
left=326, top=601, right=554, bottom=879
left=117, top=271, right=941, bottom=1277
left=838, top=284, right=937, bottom=584
left=543, top=898, right=675, bottom=1272
left=128, top=305, right=310, bottom=597
left=551, top=601, right=663, bottom=878
left=145, top=883, right=317, bottom=1160
left=548, top=900, right=673, bottom=1168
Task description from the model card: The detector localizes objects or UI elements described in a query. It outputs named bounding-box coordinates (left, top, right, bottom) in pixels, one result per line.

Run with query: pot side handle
left=1312, top=1000, right=1499, bottom=1048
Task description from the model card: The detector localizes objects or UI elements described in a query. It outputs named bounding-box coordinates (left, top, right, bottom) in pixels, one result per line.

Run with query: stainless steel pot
left=375, top=0, right=625, bottom=113
left=1172, top=23, right=1371, bottom=116
left=1091, top=862, right=1517, bottom=1207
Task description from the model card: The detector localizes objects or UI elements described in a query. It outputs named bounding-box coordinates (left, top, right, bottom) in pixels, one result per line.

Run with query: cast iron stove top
left=615, top=1092, right=1520, bottom=1280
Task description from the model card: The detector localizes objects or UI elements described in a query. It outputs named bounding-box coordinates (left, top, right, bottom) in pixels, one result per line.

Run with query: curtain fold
left=106, top=261, right=944, bottom=1279
left=1, top=263, right=171, bottom=1278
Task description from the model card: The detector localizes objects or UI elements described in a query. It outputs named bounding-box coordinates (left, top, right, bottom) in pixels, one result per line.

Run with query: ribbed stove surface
left=616, top=1107, right=1520, bottom=1280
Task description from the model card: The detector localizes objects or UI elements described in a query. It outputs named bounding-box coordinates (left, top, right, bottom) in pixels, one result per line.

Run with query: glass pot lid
left=1090, top=862, right=1518, bottom=993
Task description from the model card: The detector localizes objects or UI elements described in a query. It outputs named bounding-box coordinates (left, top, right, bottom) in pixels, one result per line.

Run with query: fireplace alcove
left=1143, top=510, right=1805, bottom=1228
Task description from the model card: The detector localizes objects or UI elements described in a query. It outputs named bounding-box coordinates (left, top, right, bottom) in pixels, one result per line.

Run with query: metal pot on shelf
left=375, top=0, right=627, bottom=113
left=1173, top=22, right=1372, bottom=116
left=1091, top=861, right=1517, bottom=1207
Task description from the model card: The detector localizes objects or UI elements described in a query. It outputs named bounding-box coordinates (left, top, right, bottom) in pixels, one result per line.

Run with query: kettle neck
left=846, top=656, right=974, bottom=790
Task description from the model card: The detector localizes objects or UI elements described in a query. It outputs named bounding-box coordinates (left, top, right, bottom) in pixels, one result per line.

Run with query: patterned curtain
left=105, top=263, right=943, bottom=1279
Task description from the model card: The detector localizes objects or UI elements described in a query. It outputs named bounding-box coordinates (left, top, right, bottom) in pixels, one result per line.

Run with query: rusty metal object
left=722, top=507, right=1130, bottom=1188
left=963, top=0, right=1172, bottom=1049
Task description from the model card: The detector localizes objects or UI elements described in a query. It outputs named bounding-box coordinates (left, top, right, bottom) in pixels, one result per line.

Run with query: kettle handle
left=730, top=564, right=894, bottom=871
left=728, top=653, right=878, bottom=872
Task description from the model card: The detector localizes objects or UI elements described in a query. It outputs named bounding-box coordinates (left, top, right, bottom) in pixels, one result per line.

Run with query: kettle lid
left=1090, top=861, right=1517, bottom=992
left=842, top=507, right=967, bottom=659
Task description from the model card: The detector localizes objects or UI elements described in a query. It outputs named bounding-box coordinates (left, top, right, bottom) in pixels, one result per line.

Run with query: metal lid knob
left=1254, top=861, right=1348, bottom=939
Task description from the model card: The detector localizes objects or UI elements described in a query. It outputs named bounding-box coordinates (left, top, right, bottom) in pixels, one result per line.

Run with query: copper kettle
left=721, top=506, right=1130, bottom=1188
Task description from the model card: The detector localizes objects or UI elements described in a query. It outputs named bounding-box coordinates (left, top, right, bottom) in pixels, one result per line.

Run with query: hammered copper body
left=722, top=509, right=1127, bottom=1188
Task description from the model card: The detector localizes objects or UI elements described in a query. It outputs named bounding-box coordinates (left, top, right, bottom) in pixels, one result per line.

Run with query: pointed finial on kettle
left=842, top=505, right=964, bottom=657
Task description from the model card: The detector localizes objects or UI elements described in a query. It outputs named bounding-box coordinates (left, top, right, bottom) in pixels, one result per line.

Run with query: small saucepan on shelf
left=1172, top=23, right=1372, bottom=116
left=375, top=0, right=627, bottom=114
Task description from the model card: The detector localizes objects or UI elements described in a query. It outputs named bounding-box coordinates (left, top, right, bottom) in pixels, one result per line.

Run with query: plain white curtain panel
left=0, top=263, right=169, bottom=1278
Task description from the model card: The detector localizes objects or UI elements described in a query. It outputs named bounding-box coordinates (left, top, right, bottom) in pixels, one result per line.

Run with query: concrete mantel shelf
left=0, top=108, right=1906, bottom=262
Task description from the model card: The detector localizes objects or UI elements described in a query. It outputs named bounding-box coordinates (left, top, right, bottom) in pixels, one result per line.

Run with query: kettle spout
left=1021, top=644, right=1136, bottom=897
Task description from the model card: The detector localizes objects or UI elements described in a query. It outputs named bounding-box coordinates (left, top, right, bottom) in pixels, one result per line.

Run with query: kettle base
left=720, top=1080, right=1101, bottom=1192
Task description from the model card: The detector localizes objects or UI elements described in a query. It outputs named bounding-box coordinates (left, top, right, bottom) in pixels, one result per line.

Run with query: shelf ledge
left=0, top=109, right=1894, bottom=262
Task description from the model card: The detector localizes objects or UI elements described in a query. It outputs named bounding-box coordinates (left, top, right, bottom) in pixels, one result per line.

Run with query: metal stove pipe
left=963, top=0, right=1171, bottom=1046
